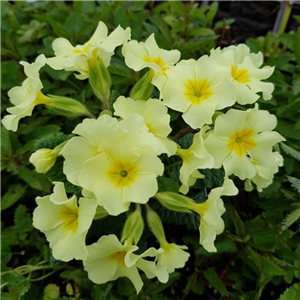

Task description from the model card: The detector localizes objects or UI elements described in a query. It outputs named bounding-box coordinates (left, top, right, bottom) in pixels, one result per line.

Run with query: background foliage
left=1, top=1, right=300, bottom=300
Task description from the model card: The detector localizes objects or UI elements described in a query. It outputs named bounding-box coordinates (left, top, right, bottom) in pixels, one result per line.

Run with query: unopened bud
left=156, top=192, right=194, bottom=213
left=46, top=95, right=93, bottom=118
left=130, top=71, right=154, bottom=100
left=121, top=209, right=144, bottom=245
left=146, top=209, right=166, bottom=244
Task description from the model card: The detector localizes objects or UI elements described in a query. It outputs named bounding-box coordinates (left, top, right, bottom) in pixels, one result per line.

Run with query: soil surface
left=215, top=1, right=299, bottom=44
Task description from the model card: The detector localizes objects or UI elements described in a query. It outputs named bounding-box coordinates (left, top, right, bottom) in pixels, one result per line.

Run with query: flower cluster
left=2, top=21, right=284, bottom=292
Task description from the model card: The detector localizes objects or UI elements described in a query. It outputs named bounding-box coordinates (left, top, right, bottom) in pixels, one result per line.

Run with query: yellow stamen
left=231, top=65, right=251, bottom=83
left=144, top=55, right=169, bottom=74
left=73, top=43, right=92, bottom=54
left=107, top=161, right=139, bottom=188
left=184, top=79, right=213, bottom=105
left=227, top=129, right=257, bottom=157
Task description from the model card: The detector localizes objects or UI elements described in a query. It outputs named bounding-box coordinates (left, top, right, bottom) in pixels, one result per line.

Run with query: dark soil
left=215, top=1, right=300, bottom=44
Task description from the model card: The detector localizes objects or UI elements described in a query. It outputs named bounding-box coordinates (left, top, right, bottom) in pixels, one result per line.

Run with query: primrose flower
left=245, top=151, right=283, bottom=192
left=2, top=54, right=48, bottom=132
left=157, top=241, right=190, bottom=273
left=113, top=96, right=177, bottom=155
left=32, top=182, right=97, bottom=261
left=161, top=56, right=236, bottom=129
left=123, top=34, right=180, bottom=75
left=210, top=44, right=274, bottom=104
left=189, top=178, right=238, bottom=252
left=176, top=126, right=214, bottom=194
left=83, top=234, right=168, bottom=294
left=204, top=106, right=285, bottom=180
left=123, top=34, right=181, bottom=91
left=60, top=114, right=125, bottom=186
left=47, top=21, right=131, bottom=79
left=77, top=139, right=164, bottom=215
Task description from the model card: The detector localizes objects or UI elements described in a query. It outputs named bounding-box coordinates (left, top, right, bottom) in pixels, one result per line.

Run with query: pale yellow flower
left=204, top=106, right=285, bottom=180
left=77, top=139, right=164, bottom=215
left=33, top=182, right=97, bottom=261
left=60, top=114, right=125, bottom=185
left=83, top=235, right=168, bottom=293
left=124, top=33, right=180, bottom=75
left=2, top=54, right=48, bottom=132
left=123, top=34, right=180, bottom=92
left=245, top=151, right=284, bottom=192
left=189, top=178, right=238, bottom=252
left=157, top=241, right=190, bottom=273
left=210, top=44, right=274, bottom=104
left=176, top=126, right=214, bottom=194
left=162, top=57, right=236, bottom=129
left=47, top=21, right=131, bottom=79
left=113, top=96, right=177, bottom=155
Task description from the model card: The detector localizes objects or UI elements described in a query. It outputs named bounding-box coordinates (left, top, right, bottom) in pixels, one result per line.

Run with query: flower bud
left=121, top=209, right=144, bottom=245
left=155, top=192, right=194, bottom=213
left=146, top=209, right=166, bottom=244
left=30, top=149, right=58, bottom=173
left=46, top=95, right=93, bottom=118
left=130, top=71, right=154, bottom=100
left=88, top=49, right=111, bottom=107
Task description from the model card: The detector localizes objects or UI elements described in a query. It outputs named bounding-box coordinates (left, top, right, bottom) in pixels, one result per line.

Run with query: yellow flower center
left=73, top=43, right=92, bottom=54
left=231, top=65, right=251, bottom=83
left=34, top=91, right=51, bottom=105
left=176, top=148, right=191, bottom=163
left=108, top=251, right=127, bottom=268
left=184, top=79, right=213, bottom=105
left=190, top=201, right=209, bottom=218
left=144, top=55, right=169, bottom=74
left=60, top=207, right=79, bottom=232
left=227, top=129, right=257, bottom=157
left=107, top=161, right=139, bottom=188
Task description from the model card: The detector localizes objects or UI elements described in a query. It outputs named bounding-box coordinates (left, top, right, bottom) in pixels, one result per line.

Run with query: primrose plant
left=2, top=21, right=285, bottom=293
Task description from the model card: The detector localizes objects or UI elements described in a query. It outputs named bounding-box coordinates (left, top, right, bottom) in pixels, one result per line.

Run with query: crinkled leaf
left=1, top=184, right=27, bottom=211
left=203, top=267, right=228, bottom=296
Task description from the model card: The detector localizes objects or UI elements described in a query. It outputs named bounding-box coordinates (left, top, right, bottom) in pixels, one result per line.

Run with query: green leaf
left=1, top=242, right=12, bottom=264
left=203, top=267, right=228, bottom=296
left=35, top=133, right=72, bottom=150
left=1, top=293, right=17, bottom=300
left=279, top=282, right=300, bottom=300
left=1, top=184, right=27, bottom=211
left=206, top=1, right=219, bottom=27
left=292, top=75, right=300, bottom=96
left=114, top=6, right=130, bottom=28
left=19, top=166, right=51, bottom=192
left=157, top=176, right=180, bottom=193
left=281, top=206, right=300, bottom=231
left=2, top=272, right=31, bottom=299
left=294, top=28, right=300, bottom=65
left=287, top=176, right=300, bottom=193
left=280, top=143, right=300, bottom=161
left=73, top=1, right=95, bottom=14
left=91, top=283, right=113, bottom=300
left=201, top=168, right=225, bottom=188
left=190, top=27, right=215, bottom=36
left=1, top=126, right=11, bottom=157
left=14, top=204, right=34, bottom=233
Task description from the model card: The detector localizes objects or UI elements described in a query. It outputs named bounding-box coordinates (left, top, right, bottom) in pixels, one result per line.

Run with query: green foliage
left=279, top=282, right=300, bottom=300
left=1, top=1, right=300, bottom=300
